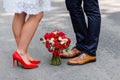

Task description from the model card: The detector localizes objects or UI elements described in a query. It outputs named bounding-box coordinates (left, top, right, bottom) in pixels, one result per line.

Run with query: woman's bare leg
left=12, top=12, right=37, bottom=61
left=17, top=12, right=44, bottom=64
left=12, top=12, right=27, bottom=46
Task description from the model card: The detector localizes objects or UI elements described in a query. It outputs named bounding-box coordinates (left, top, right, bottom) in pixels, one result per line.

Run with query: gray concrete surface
left=0, top=0, right=120, bottom=80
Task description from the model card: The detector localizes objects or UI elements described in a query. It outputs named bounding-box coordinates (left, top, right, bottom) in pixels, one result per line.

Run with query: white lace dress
left=3, top=0, right=51, bottom=14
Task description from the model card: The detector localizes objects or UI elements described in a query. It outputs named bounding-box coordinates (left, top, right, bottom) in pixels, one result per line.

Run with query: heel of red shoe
left=12, top=58, right=16, bottom=67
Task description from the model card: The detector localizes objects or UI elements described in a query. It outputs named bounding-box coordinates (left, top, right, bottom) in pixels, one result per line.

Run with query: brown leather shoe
left=68, top=53, right=96, bottom=65
left=60, top=48, right=82, bottom=58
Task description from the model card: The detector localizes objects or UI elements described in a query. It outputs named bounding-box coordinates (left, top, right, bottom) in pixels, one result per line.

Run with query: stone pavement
left=0, top=0, right=120, bottom=80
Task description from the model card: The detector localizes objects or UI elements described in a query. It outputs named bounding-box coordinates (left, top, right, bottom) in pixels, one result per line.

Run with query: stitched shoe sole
left=68, top=59, right=96, bottom=65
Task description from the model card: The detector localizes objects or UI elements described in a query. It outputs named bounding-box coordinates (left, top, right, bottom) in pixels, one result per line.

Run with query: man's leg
left=84, top=0, right=101, bottom=56
left=66, top=0, right=88, bottom=52
left=67, top=0, right=101, bottom=65
left=60, top=0, right=88, bottom=58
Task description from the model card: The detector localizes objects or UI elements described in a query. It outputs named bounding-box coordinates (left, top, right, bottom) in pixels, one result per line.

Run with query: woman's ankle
left=16, top=49, right=27, bottom=55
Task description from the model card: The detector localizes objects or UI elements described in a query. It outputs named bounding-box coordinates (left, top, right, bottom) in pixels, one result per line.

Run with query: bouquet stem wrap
left=51, top=49, right=61, bottom=65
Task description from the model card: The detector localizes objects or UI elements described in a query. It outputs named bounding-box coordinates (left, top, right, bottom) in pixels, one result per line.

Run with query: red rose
left=62, top=43, right=67, bottom=48
left=67, top=38, right=71, bottom=43
left=45, top=41, right=51, bottom=49
left=48, top=48, right=53, bottom=52
left=49, top=32, right=55, bottom=38
left=61, top=35, right=66, bottom=39
left=59, top=32, right=65, bottom=36
left=44, top=33, right=49, bottom=40
left=40, top=37, right=44, bottom=41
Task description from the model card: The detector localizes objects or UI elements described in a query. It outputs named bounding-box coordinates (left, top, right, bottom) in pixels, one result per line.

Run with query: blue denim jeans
left=66, top=0, right=101, bottom=56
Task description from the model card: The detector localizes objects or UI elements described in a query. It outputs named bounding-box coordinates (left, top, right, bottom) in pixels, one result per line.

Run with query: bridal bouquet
left=40, top=30, right=71, bottom=65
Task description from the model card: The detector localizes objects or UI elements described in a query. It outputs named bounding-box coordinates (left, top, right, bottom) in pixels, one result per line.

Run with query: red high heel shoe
left=12, top=51, right=38, bottom=69
left=29, top=60, right=41, bottom=64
